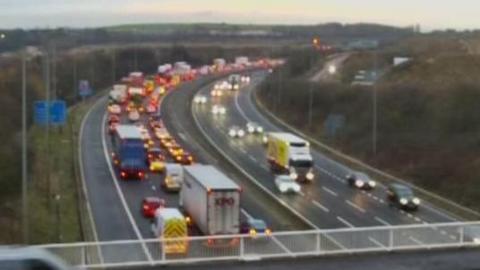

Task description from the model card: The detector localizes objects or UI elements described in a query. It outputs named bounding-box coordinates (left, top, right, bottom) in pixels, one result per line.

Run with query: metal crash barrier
left=37, top=221, right=480, bottom=269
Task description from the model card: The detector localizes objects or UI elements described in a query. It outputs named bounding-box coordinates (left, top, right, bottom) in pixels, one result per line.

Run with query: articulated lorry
left=180, top=165, right=241, bottom=239
left=266, top=132, right=314, bottom=182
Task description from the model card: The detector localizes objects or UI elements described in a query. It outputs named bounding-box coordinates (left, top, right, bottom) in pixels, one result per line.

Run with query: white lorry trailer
left=180, top=165, right=241, bottom=236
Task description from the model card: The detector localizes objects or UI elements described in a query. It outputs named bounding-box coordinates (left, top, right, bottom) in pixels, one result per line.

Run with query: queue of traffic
left=105, top=57, right=279, bottom=255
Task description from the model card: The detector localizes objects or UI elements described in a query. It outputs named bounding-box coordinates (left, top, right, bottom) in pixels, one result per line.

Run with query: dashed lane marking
left=312, top=200, right=330, bottom=213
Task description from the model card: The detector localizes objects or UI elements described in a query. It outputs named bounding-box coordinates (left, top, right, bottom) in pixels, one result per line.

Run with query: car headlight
left=247, top=127, right=254, bottom=133
left=290, top=172, right=298, bottom=180
left=412, top=198, right=420, bottom=205
left=400, top=198, right=408, bottom=205
left=229, top=129, right=236, bottom=137
left=238, top=130, right=245, bottom=137
left=355, top=180, right=364, bottom=188
left=368, top=181, right=376, bottom=188
left=306, top=172, right=314, bottom=180
left=279, top=186, right=287, bottom=193
left=257, top=127, right=263, bottom=133
left=220, top=108, right=226, bottom=114
left=262, top=136, right=268, bottom=144
left=473, top=238, right=480, bottom=244
left=293, top=185, right=301, bottom=192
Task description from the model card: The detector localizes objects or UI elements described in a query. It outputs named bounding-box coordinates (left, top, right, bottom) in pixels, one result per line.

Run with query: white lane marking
left=337, top=216, right=355, bottom=228
left=368, top=237, right=386, bottom=248
left=241, top=208, right=253, bottom=220
left=322, top=186, right=338, bottom=197
left=178, top=132, right=187, bottom=141
left=101, top=113, right=154, bottom=263
left=298, top=191, right=306, bottom=197
left=407, top=213, right=414, bottom=218
left=271, top=235, right=292, bottom=255
left=248, top=155, right=257, bottom=162
left=234, top=84, right=253, bottom=122
left=374, top=216, right=391, bottom=226
left=414, top=216, right=422, bottom=222
left=78, top=97, right=104, bottom=265
left=409, top=236, right=424, bottom=246
left=312, top=200, right=330, bottom=213
left=378, top=199, right=385, bottom=204
left=440, top=230, right=447, bottom=236
left=151, top=185, right=156, bottom=191
left=239, top=148, right=247, bottom=154
left=346, top=200, right=366, bottom=214
left=422, top=203, right=457, bottom=222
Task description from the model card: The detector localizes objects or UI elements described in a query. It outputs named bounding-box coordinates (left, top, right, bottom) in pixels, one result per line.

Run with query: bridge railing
left=37, top=221, right=480, bottom=269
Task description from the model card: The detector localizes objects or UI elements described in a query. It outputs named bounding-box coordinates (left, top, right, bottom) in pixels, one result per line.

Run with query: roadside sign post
left=79, top=80, right=92, bottom=101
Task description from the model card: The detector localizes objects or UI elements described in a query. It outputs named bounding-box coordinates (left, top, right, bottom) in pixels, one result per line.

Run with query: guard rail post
left=388, top=227, right=394, bottom=251
left=316, top=231, right=322, bottom=254
left=239, top=236, right=245, bottom=259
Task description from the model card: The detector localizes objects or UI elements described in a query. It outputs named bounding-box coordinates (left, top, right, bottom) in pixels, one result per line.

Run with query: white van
left=162, top=163, right=183, bottom=192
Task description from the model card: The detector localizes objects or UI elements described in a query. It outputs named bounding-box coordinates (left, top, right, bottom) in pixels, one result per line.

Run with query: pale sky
left=1, top=0, right=479, bottom=31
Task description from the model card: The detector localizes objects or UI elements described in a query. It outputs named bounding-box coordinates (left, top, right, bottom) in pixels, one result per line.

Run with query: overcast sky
left=1, top=0, right=478, bottom=31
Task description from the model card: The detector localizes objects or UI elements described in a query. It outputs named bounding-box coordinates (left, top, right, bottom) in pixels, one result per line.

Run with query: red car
left=142, top=197, right=165, bottom=218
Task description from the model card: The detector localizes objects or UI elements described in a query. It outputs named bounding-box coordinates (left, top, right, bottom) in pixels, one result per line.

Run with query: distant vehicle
left=108, top=114, right=120, bottom=125
left=108, top=104, right=121, bottom=114
left=193, top=95, right=207, bottom=104
left=275, top=174, right=301, bottom=193
left=129, top=71, right=144, bottom=87
left=240, top=75, right=251, bottom=84
left=128, top=110, right=140, bottom=122
left=246, top=122, right=263, bottom=134
left=128, top=86, right=144, bottom=97
left=109, top=84, right=128, bottom=104
left=210, top=88, right=223, bottom=97
left=213, top=58, right=226, bottom=71
left=174, top=152, right=194, bottom=165
left=149, top=120, right=163, bottom=130
left=146, top=104, right=156, bottom=114
left=154, top=127, right=171, bottom=141
left=387, top=184, right=420, bottom=210
left=180, top=165, right=241, bottom=238
left=267, top=132, right=314, bottom=182
left=142, top=197, right=165, bottom=218
left=163, top=163, right=183, bottom=192
left=147, top=147, right=163, bottom=164
left=151, top=208, right=188, bottom=254
left=228, top=74, right=241, bottom=90
left=235, top=56, right=249, bottom=66
left=112, top=125, right=147, bottom=180
left=167, top=144, right=184, bottom=157
left=228, top=126, right=245, bottom=138
left=211, top=105, right=226, bottom=115
left=0, top=247, right=74, bottom=270
left=346, top=171, right=376, bottom=190
left=240, top=218, right=271, bottom=238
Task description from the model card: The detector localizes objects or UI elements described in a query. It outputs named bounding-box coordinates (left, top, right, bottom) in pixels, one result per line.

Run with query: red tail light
left=138, top=171, right=144, bottom=178
left=120, top=171, right=126, bottom=178
left=143, top=205, right=149, bottom=210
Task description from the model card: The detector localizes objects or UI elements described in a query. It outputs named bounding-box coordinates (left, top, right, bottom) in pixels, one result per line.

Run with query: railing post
left=81, top=245, right=86, bottom=267
left=239, top=236, right=245, bottom=259
left=388, top=228, right=394, bottom=251
left=316, top=232, right=322, bottom=254
left=460, top=225, right=465, bottom=245
left=161, top=238, right=166, bottom=262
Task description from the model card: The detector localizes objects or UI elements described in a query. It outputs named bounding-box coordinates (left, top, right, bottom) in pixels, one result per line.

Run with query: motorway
left=79, top=68, right=470, bottom=266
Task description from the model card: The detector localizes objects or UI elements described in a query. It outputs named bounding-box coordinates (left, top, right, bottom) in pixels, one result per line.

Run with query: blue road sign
left=79, top=80, right=92, bottom=97
left=34, top=100, right=67, bottom=126
left=50, top=100, right=67, bottom=125
left=34, top=101, right=49, bottom=125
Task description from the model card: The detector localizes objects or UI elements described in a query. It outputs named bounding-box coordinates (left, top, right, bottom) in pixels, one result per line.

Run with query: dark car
left=147, top=147, right=164, bottom=164
left=387, top=184, right=420, bottom=211
left=240, top=219, right=271, bottom=237
left=346, top=171, right=376, bottom=190
left=174, top=152, right=194, bottom=165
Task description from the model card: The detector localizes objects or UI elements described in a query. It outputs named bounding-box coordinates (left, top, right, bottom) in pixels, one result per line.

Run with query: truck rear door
left=208, top=190, right=240, bottom=234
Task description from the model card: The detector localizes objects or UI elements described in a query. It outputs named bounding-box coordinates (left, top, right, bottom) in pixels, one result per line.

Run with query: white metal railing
left=36, top=221, right=480, bottom=269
